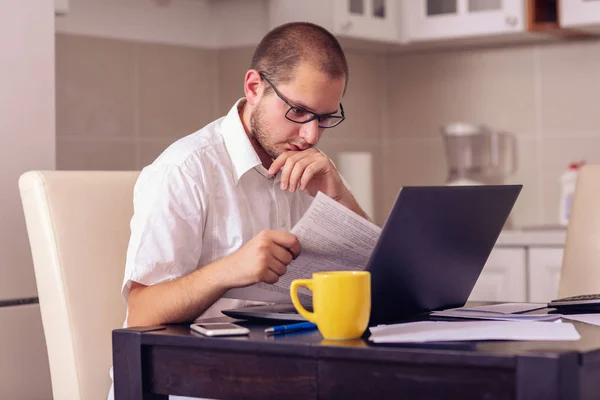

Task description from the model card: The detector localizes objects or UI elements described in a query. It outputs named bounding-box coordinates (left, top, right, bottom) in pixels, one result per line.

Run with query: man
left=122, top=21, right=369, bottom=330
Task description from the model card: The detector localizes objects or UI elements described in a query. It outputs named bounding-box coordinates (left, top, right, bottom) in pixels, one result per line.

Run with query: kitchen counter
left=496, top=227, right=567, bottom=247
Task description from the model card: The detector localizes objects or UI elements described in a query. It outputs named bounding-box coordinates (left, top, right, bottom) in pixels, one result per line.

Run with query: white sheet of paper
left=256, top=191, right=382, bottom=296
left=453, top=303, right=547, bottom=315
left=562, top=314, right=600, bottom=326
left=369, top=321, right=580, bottom=343
left=430, top=310, right=561, bottom=322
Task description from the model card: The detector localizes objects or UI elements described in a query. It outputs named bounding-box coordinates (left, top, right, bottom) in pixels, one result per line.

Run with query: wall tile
left=381, top=137, right=447, bottom=218
left=388, top=46, right=536, bottom=139
left=57, top=140, right=137, bottom=171
left=137, top=43, right=218, bottom=140
left=317, top=137, right=384, bottom=224
left=326, top=50, right=386, bottom=141
left=139, top=141, right=173, bottom=169
left=56, top=34, right=135, bottom=138
left=504, top=137, right=541, bottom=228
left=541, top=137, right=600, bottom=224
left=217, top=46, right=255, bottom=115
left=538, top=40, right=600, bottom=135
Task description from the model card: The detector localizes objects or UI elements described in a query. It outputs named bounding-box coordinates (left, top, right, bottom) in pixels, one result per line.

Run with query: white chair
left=558, top=164, right=600, bottom=298
left=19, top=171, right=139, bottom=400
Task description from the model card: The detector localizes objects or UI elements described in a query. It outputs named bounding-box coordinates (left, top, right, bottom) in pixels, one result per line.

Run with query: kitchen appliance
left=441, top=123, right=517, bottom=186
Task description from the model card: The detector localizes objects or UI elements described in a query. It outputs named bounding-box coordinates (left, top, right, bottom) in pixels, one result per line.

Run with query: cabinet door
left=468, top=248, right=526, bottom=302
left=333, top=0, right=400, bottom=41
left=407, top=0, right=525, bottom=41
left=528, top=247, right=564, bottom=303
left=560, top=0, right=600, bottom=28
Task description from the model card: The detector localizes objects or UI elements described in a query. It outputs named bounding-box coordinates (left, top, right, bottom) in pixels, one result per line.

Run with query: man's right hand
left=223, top=230, right=301, bottom=288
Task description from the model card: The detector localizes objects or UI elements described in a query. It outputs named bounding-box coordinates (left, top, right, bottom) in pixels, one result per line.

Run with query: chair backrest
left=19, top=171, right=139, bottom=400
left=558, top=164, right=600, bottom=298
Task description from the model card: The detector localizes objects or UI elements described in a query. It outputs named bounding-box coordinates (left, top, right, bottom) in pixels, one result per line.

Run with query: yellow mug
left=290, top=271, right=371, bottom=340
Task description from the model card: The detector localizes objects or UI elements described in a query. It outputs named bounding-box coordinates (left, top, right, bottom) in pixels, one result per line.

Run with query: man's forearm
left=127, top=259, right=230, bottom=327
left=337, top=188, right=371, bottom=221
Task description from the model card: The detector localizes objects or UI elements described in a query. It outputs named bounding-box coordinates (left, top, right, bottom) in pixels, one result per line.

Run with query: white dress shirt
left=109, top=100, right=315, bottom=400
left=122, top=98, right=315, bottom=316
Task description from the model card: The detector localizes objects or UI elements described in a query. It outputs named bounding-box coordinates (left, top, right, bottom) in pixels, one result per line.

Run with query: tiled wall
left=56, top=34, right=219, bottom=171
left=55, top=33, right=389, bottom=223
left=385, top=39, right=600, bottom=228
left=56, top=33, right=600, bottom=227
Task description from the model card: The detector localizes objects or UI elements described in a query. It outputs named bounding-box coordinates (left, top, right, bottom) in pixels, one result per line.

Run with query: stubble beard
left=250, top=101, right=281, bottom=160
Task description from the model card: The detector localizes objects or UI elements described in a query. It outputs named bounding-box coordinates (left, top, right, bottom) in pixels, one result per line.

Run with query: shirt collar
left=221, top=99, right=264, bottom=185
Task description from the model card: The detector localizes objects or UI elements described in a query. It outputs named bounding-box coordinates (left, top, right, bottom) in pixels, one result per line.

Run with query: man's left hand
left=268, top=148, right=346, bottom=200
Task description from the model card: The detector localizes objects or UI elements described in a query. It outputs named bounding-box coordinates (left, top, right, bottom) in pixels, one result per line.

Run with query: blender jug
left=441, top=123, right=517, bottom=185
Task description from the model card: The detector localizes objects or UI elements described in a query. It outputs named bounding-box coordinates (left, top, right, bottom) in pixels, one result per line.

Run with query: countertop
left=496, top=227, right=567, bottom=247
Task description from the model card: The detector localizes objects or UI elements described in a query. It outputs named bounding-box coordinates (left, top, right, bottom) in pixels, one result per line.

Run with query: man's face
left=250, top=63, right=345, bottom=160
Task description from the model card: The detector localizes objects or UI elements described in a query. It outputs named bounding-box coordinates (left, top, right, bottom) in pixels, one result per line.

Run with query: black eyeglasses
left=259, top=72, right=345, bottom=129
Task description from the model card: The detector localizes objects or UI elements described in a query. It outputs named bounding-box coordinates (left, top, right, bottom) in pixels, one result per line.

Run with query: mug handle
left=290, top=279, right=316, bottom=323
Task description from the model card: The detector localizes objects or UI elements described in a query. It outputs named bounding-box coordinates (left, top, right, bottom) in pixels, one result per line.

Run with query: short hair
left=250, top=22, right=349, bottom=93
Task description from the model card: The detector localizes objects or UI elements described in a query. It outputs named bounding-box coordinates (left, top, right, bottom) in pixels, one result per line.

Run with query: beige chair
left=19, top=171, right=139, bottom=400
left=558, top=164, right=600, bottom=298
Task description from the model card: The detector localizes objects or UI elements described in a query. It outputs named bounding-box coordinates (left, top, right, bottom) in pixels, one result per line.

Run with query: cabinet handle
left=505, top=15, right=518, bottom=27
left=340, top=20, right=353, bottom=31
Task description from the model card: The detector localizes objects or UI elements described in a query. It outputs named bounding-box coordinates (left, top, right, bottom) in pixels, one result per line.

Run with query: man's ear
left=244, top=69, right=263, bottom=106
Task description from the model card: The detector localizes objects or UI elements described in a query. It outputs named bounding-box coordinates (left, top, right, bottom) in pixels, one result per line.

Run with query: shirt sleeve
left=121, top=163, right=206, bottom=301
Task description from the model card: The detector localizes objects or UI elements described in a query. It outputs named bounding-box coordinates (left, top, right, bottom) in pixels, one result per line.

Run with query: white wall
left=0, top=0, right=56, bottom=299
left=0, top=1, right=55, bottom=398
left=56, top=0, right=268, bottom=48
left=212, top=0, right=268, bottom=48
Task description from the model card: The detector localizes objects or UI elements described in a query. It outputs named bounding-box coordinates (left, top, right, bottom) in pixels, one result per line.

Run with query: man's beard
left=250, top=101, right=281, bottom=160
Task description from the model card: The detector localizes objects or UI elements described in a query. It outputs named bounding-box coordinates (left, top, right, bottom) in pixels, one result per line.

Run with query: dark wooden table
left=113, top=313, right=600, bottom=400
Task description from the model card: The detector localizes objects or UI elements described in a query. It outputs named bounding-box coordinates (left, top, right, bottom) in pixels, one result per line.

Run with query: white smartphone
left=190, top=322, right=250, bottom=337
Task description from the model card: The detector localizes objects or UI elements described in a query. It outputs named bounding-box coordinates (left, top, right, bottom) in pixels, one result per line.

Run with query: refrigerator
left=1, top=1, right=56, bottom=398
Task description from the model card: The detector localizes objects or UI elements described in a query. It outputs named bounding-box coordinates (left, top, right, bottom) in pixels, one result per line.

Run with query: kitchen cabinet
left=333, top=0, right=401, bottom=42
left=560, top=0, right=600, bottom=30
left=268, top=0, right=403, bottom=43
left=404, top=0, right=526, bottom=41
left=528, top=247, right=564, bottom=303
left=469, top=247, right=527, bottom=302
left=468, top=229, right=566, bottom=303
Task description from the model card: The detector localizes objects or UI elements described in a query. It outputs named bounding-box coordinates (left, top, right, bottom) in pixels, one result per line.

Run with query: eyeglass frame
left=258, top=72, right=345, bottom=129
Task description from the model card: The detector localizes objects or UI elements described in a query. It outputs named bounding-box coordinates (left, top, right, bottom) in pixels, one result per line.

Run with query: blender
left=441, top=123, right=517, bottom=186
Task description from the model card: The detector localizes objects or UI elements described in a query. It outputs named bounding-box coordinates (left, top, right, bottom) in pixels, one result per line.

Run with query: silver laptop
left=222, top=185, right=522, bottom=326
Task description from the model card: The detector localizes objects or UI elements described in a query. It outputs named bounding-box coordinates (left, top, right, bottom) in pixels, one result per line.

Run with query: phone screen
left=197, top=323, right=242, bottom=330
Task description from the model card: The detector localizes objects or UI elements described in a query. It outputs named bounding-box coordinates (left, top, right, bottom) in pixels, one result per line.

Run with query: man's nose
left=300, top=119, right=320, bottom=145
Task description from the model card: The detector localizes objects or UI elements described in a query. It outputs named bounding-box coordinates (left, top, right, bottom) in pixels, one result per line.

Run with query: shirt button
left=280, top=220, right=286, bottom=228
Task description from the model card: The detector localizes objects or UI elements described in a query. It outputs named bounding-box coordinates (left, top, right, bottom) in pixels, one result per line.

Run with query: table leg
left=113, top=328, right=168, bottom=400
left=516, top=352, right=579, bottom=400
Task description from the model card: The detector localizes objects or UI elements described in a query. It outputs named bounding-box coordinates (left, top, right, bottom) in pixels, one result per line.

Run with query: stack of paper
left=562, top=314, right=600, bottom=326
left=430, top=303, right=561, bottom=322
left=369, top=321, right=580, bottom=343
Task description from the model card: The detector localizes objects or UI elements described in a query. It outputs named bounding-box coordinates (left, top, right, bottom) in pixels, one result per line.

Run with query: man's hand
left=268, top=148, right=347, bottom=200
left=223, top=230, right=301, bottom=287
left=268, top=148, right=371, bottom=220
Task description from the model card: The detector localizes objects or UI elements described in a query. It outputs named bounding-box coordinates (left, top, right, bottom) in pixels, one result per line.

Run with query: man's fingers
left=287, top=158, right=313, bottom=193
left=279, top=152, right=310, bottom=191
left=261, top=268, right=280, bottom=284
left=266, top=253, right=288, bottom=275
left=299, top=164, right=319, bottom=191
left=268, top=231, right=301, bottom=259
left=268, top=151, right=296, bottom=176
left=270, top=243, right=294, bottom=266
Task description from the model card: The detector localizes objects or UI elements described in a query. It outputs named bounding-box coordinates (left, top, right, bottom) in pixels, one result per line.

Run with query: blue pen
left=264, top=321, right=317, bottom=335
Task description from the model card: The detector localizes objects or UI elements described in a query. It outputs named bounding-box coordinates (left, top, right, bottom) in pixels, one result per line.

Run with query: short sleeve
left=121, top=163, right=206, bottom=301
